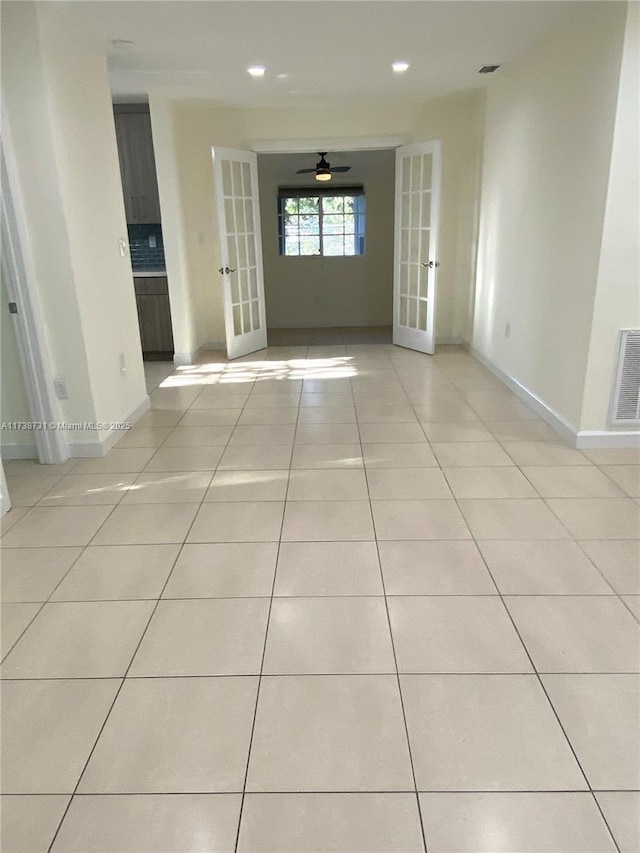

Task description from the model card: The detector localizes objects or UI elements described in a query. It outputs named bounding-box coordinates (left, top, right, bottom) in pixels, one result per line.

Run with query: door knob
left=218, top=266, right=238, bottom=275
left=421, top=260, right=440, bottom=268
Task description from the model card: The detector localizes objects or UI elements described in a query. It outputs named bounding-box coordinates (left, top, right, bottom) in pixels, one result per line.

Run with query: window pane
left=242, top=302, right=252, bottom=334
left=343, top=234, right=357, bottom=256
left=299, top=215, right=320, bottom=235
left=285, top=237, right=300, bottom=256
left=239, top=268, right=249, bottom=302
left=234, top=199, right=245, bottom=234
left=247, top=237, right=256, bottom=267
left=225, top=198, right=235, bottom=232
left=324, top=234, right=344, bottom=255
left=245, top=199, right=254, bottom=233
left=284, top=216, right=300, bottom=236
left=401, top=160, right=410, bottom=193
left=322, top=196, right=344, bottom=214
left=399, top=296, right=408, bottom=326
left=421, top=155, right=432, bottom=190
left=400, top=265, right=409, bottom=295
left=251, top=299, right=261, bottom=330
left=408, top=297, right=418, bottom=329
left=233, top=303, right=242, bottom=335
left=242, top=162, right=252, bottom=196
left=343, top=214, right=356, bottom=233
left=227, top=237, right=238, bottom=270
left=298, top=196, right=319, bottom=214
left=418, top=299, right=427, bottom=331
left=323, top=214, right=344, bottom=235
left=232, top=161, right=242, bottom=195
left=249, top=267, right=258, bottom=299
left=278, top=192, right=364, bottom=257
left=300, top=236, right=320, bottom=255
left=237, top=236, right=248, bottom=268
left=222, top=161, right=233, bottom=196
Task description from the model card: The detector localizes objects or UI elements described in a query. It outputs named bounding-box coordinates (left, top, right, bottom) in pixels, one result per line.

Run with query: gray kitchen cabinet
left=134, top=277, right=174, bottom=356
left=114, top=106, right=162, bottom=224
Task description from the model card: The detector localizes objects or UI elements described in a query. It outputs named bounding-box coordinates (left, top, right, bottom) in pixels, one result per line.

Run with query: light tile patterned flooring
left=1, top=343, right=639, bottom=852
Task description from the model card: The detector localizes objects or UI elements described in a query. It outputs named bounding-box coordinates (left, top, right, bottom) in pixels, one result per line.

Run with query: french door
left=212, top=148, right=267, bottom=359
left=393, top=140, right=441, bottom=355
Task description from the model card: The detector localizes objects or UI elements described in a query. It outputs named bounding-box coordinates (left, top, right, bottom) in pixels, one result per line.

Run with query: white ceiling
left=54, top=1, right=579, bottom=105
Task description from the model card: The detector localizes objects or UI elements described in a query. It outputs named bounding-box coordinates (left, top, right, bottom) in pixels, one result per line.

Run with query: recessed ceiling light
left=276, top=73, right=290, bottom=81
left=247, top=65, right=266, bottom=78
left=392, top=61, right=410, bottom=73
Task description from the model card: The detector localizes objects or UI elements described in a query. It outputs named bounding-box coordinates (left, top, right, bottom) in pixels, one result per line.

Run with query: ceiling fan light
left=315, top=171, right=332, bottom=182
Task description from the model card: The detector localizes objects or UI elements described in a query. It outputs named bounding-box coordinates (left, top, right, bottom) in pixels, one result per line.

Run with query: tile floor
left=1, top=343, right=639, bottom=852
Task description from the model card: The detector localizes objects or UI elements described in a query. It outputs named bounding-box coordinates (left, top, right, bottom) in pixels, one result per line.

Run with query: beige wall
left=151, top=92, right=482, bottom=351
left=472, top=1, right=627, bottom=430
left=2, top=2, right=148, bottom=451
left=581, top=1, right=640, bottom=432
left=258, top=149, right=395, bottom=328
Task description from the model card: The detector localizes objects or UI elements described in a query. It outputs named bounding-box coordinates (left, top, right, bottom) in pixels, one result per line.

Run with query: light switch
left=118, top=238, right=128, bottom=257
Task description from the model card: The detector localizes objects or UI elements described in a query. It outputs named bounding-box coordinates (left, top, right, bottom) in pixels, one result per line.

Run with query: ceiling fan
left=296, top=152, right=351, bottom=182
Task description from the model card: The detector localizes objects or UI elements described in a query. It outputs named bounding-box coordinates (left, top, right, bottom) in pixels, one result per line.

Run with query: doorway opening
left=256, top=149, right=395, bottom=345
left=112, top=103, right=175, bottom=393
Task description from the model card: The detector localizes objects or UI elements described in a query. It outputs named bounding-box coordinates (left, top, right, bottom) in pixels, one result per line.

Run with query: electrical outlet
left=119, top=353, right=127, bottom=374
left=149, top=235, right=157, bottom=249
left=53, top=377, right=69, bottom=399
left=505, top=322, right=511, bottom=338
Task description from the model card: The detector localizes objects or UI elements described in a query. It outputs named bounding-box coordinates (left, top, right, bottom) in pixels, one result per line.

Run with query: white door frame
left=1, top=458, right=11, bottom=515
left=1, top=102, right=69, bottom=464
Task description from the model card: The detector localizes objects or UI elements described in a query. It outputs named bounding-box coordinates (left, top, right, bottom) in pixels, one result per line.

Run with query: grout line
left=360, top=358, right=429, bottom=853
left=45, top=363, right=265, bottom=852
left=232, top=358, right=302, bottom=853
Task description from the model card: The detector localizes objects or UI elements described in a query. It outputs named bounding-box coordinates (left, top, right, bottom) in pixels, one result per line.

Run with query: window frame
left=277, top=186, right=366, bottom=257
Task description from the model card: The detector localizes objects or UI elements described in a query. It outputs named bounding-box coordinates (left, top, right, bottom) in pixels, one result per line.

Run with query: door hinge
left=8, top=302, right=18, bottom=314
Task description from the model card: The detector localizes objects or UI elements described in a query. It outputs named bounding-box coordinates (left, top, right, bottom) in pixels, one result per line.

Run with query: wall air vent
left=479, top=65, right=501, bottom=74
left=610, top=330, right=640, bottom=425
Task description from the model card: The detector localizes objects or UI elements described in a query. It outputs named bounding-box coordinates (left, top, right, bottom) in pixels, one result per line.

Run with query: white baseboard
left=467, top=345, right=578, bottom=445
left=173, top=351, right=198, bottom=367
left=1, top=442, right=38, bottom=461
left=575, top=430, right=640, bottom=449
left=174, top=342, right=225, bottom=366
left=467, top=345, right=640, bottom=449
left=66, top=394, right=151, bottom=458
left=436, top=336, right=464, bottom=346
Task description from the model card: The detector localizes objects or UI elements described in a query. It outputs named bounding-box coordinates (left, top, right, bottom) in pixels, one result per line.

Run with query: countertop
left=133, top=270, right=167, bottom=278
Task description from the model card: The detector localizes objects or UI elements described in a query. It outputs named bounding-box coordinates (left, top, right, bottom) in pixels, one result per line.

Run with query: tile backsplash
left=128, top=223, right=166, bottom=272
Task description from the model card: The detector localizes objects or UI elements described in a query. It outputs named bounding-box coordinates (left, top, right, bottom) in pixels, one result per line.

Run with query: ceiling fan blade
left=296, top=168, right=316, bottom=174
left=330, top=166, right=351, bottom=173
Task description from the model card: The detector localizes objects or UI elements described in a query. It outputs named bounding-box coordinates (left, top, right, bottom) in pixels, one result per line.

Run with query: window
left=278, top=188, right=366, bottom=256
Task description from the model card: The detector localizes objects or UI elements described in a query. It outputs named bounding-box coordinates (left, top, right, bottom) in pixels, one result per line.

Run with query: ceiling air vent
left=610, top=330, right=640, bottom=425
left=479, top=65, right=501, bottom=74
